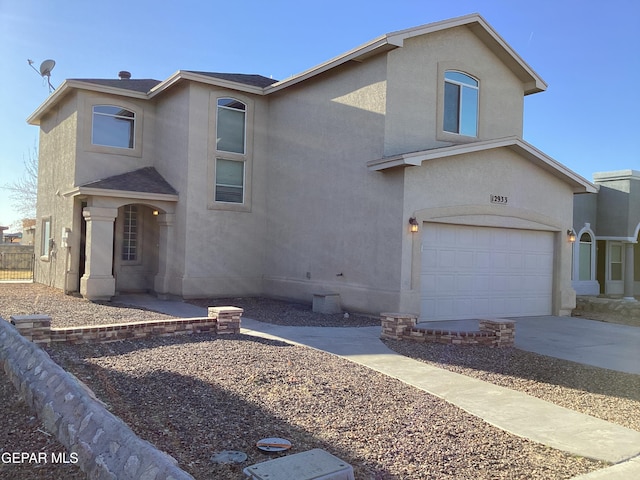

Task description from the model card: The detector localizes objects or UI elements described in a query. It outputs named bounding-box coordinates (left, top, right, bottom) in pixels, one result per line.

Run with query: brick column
left=380, top=313, right=417, bottom=340
left=479, top=320, right=516, bottom=347
left=10, top=315, right=52, bottom=345
left=208, top=306, right=243, bottom=334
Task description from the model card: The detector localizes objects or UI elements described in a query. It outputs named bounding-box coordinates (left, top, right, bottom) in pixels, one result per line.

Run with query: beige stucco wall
left=264, top=56, right=407, bottom=313
left=399, top=148, right=576, bottom=316
left=152, top=84, right=191, bottom=292
left=154, top=83, right=269, bottom=298
left=384, top=26, right=525, bottom=156
left=34, top=93, right=79, bottom=291
left=74, top=91, right=155, bottom=186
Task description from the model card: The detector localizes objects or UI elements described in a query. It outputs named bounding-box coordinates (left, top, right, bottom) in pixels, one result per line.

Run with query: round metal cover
left=210, top=450, right=247, bottom=464
left=256, top=437, right=292, bottom=452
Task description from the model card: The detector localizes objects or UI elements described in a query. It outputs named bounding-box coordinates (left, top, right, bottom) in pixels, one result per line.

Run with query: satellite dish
left=27, top=58, right=57, bottom=92
left=39, top=59, right=56, bottom=77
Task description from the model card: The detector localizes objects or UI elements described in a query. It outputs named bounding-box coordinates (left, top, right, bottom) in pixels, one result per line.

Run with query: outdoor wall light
left=567, top=229, right=576, bottom=243
left=409, top=217, right=419, bottom=233
left=152, top=210, right=159, bottom=216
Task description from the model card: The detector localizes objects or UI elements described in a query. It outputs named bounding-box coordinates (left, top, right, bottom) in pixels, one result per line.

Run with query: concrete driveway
left=413, top=315, right=640, bottom=375
left=513, top=316, right=640, bottom=375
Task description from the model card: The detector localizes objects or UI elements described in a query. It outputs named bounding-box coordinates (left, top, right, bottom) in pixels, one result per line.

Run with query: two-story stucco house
left=28, top=14, right=596, bottom=320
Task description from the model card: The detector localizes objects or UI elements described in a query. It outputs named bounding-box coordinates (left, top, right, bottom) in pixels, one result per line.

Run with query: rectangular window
left=41, top=217, right=51, bottom=258
left=215, top=159, right=244, bottom=203
left=92, top=105, right=135, bottom=149
left=122, top=205, right=138, bottom=261
left=610, top=244, right=622, bottom=281
left=443, top=82, right=460, bottom=133
left=578, top=242, right=592, bottom=281
left=460, top=87, right=478, bottom=136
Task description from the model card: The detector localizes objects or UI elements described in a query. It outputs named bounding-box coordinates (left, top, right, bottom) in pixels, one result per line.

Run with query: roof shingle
left=80, top=167, right=178, bottom=195
left=185, top=71, right=278, bottom=88
left=69, top=78, right=161, bottom=93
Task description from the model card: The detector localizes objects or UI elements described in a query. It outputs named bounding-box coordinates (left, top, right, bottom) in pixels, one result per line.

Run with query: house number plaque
left=490, top=194, right=508, bottom=204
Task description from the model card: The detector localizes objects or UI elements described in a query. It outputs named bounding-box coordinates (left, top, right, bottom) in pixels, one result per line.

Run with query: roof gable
left=367, top=136, right=597, bottom=194
left=265, top=13, right=546, bottom=95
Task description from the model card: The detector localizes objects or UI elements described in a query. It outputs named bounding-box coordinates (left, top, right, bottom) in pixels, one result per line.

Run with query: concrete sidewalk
left=113, top=295, right=640, bottom=477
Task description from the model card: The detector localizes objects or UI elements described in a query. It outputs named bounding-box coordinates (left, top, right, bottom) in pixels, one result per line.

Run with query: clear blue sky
left=1, top=0, right=639, bottom=228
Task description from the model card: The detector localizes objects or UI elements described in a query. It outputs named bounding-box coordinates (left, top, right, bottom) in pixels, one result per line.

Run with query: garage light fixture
left=567, top=229, right=576, bottom=243
left=409, top=217, right=419, bottom=233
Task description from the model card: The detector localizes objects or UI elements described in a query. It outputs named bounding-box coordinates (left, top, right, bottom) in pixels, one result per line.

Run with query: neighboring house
left=572, top=170, right=640, bottom=299
left=28, top=14, right=596, bottom=320
left=3, top=233, right=22, bottom=243
left=21, top=219, right=36, bottom=245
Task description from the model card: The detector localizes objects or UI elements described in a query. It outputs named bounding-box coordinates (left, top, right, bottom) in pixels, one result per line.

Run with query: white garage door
left=421, top=224, right=554, bottom=320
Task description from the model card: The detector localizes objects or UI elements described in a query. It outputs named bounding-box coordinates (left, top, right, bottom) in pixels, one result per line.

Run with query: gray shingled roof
left=70, top=78, right=162, bottom=93
left=80, top=167, right=178, bottom=195
left=71, top=72, right=277, bottom=93
left=185, top=72, right=278, bottom=88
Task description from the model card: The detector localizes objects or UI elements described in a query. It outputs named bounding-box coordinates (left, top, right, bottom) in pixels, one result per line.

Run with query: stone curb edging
left=575, top=296, right=640, bottom=317
left=0, top=318, right=196, bottom=480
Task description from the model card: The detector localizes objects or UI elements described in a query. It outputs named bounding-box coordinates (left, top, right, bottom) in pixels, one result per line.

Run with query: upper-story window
left=215, top=158, right=244, bottom=203
left=216, top=98, right=246, bottom=154
left=92, top=105, right=135, bottom=149
left=443, top=71, right=479, bottom=137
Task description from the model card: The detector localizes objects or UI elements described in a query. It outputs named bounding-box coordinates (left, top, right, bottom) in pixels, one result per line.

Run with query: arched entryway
left=113, top=203, right=160, bottom=294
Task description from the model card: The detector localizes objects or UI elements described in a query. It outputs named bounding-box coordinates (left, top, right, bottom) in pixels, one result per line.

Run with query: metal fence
left=0, top=252, right=35, bottom=281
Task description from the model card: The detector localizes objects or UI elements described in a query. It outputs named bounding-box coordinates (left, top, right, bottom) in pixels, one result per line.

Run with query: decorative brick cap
left=208, top=306, right=244, bottom=314
left=10, top=314, right=52, bottom=326
left=380, top=313, right=418, bottom=318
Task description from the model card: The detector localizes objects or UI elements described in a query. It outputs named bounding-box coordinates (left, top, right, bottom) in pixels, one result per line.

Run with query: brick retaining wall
left=0, top=306, right=243, bottom=478
left=380, top=313, right=515, bottom=347
left=10, top=306, right=243, bottom=345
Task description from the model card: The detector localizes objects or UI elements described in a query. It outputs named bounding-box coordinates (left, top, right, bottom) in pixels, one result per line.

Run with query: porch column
left=154, top=213, right=175, bottom=298
left=80, top=207, right=117, bottom=301
left=623, top=242, right=636, bottom=301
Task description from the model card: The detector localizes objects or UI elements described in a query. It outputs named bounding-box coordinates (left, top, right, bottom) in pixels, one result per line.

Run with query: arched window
left=444, top=71, right=478, bottom=137
left=578, top=232, right=592, bottom=281
left=92, top=105, right=135, bottom=149
left=216, top=98, right=246, bottom=154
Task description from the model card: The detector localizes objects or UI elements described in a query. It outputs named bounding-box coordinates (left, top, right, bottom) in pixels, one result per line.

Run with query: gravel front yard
left=1, top=284, right=636, bottom=479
